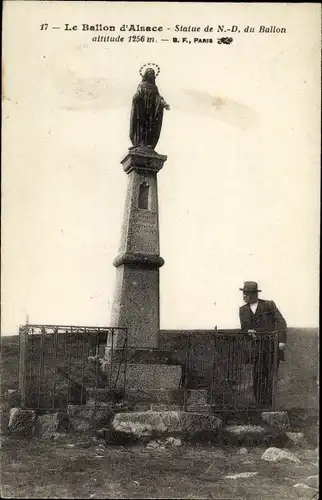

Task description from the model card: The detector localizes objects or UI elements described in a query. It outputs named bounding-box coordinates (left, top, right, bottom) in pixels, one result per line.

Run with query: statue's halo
left=139, top=63, right=160, bottom=77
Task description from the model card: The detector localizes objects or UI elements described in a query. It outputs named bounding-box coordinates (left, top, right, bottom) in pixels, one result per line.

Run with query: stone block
left=285, top=431, right=307, bottom=448
left=134, top=403, right=152, bottom=412
left=7, top=390, right=21, bottom=407
left=185, top=404, right=210, bottom=414
left=67, top=405, right=114, bottom=432
left=114, top=364, right=182, bottom=390
left=163, top=412, right=222, bottom=434
left=225, top=472, right=258, bottom=479
left=52, top=432, right=71, bottom=442
left=85, top=388, right=123, bottom=405
left=1, top=392, right=22, bottom=436
left=305, top=475, right=318, bottom=488
left=38, top=413, right=59, bottom=437
left=165, top=436, right=182, bottom=447
left=112, top=412, right=167, bottom=438
left=38, top=412, right=71, bottom=437
left=261, top=447, right=300, bottom=464
left=8, top=408, right=37, bottom=437
left=221, top=424, right=291, bottom=447
left=293, top=483, right=317, bottom=494
left=186, top=389, right=208, bottom=406
left=124, top=389, right=184, bottom=404
left=221, top=425, right=267, bottom=446
left=261, top=411, right=290, bottom=429
left=86, top=400, right=113, bottom=408
left=111, top=411, right=222, bottom=439
left=224, top=425, right=266, bottom=437
left=149, top=404, right=182, bottom=411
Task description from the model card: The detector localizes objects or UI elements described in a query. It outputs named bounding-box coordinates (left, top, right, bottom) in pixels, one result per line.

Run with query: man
left=239, top=281, right=287, bottom=406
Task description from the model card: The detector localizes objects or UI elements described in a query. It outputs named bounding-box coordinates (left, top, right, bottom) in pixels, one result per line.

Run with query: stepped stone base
left=185, top=404, right=211, bottom=414
left=124, top=388, right=184, bottom=404
left=86, top=388, right=208, bottom=408
left=111, top=410, right=222, bottom=439
left=261, top=411, right=290, bottom=429
left=86, top=388, right=184, bottom=405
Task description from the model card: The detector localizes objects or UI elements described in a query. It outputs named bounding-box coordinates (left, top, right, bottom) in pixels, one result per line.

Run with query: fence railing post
left=123, top=329, right=128, bottom=401
left=109, top=329, right=114, bottom=393
left=271, top=331, right=278, bottom=410
left=51, top=327, right=58, bottom=409
left=18, top=325, right=28, bottom=408
left=183, top=334, right=191, bottom=412
left=210, top=326, right=217, bottom=412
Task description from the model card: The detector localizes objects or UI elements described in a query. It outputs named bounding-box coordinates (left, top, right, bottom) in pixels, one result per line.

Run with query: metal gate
left=182, top=331, right=279, bottom=411
left=18, top=324, right=128, bottom=410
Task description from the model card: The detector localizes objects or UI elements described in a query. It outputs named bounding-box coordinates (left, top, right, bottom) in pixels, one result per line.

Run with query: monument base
left=101, top=347, right=183, bottom=402
left=86, top=388, right=208, bottom=408
left=112, top=363, right=182, bottom=391
left=106, top=347, right=182, bottom=365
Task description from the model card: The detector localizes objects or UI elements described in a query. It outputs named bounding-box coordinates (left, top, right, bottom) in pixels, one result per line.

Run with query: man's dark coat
left=239, top=299, right=287, bottom=362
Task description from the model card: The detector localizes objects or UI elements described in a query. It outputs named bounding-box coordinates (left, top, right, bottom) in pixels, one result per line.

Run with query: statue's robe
left=130, top=82, right=165, bottom=148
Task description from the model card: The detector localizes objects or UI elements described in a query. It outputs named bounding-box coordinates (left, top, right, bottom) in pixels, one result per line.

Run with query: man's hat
left=239, top=281, right=262, bottom=293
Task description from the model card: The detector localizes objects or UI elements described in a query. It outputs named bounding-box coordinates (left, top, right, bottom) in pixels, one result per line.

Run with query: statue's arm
left=160, top=95, right=170, bottom=110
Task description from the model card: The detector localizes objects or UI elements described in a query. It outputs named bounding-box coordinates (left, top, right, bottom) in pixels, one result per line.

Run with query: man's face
left=243, top=292, right=258, bottom=304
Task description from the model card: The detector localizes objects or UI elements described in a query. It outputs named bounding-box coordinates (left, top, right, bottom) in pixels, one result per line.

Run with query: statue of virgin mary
left=129, top=66, right=170, bottom=149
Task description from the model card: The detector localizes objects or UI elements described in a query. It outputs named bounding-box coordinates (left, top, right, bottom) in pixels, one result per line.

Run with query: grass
left=0, top=437, right=318, bottom=499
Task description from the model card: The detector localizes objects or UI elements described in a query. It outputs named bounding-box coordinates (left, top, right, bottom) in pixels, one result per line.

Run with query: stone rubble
left=225, top=425, right=265, bottom=435
left=111, top=411, right=221, bottom=439
left=51, top=432, right=70, bottom=442
left=261, top=447, right=301, bottom=464
left=146, top=437, right=182, bottom=450
left=237, top=447, right=248, bottom=455
left=37, top=412, right=71, bottom=437
left=285, top=431, right=307, bottom=447
left=8, top=408, right=37, bottom=437
left=293, top=483, right=317, bottom=493
left=225, top=472, right=258, bottom=479
left=261, top=411, right=290, bottom=429
left=166, top=436, right=182, bottom=447
left=305, top=475, right=318, bottom=489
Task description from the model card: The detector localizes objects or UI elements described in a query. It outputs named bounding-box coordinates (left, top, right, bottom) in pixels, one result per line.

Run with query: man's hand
left=278, top=342, right=286, bottom=351
left=248, top=329, right=257, bottom=339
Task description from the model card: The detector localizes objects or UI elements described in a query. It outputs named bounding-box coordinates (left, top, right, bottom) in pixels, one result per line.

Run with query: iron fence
left=18, top=324, right=128, bottom=410
left=18, top=325, right=279, bottom=413
left=182, top=330, right=279, bottom=412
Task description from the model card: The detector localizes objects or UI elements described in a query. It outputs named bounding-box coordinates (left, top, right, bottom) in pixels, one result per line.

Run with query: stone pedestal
left=85, top=388, right=211, bottom=412
left=110, top=147, right=167, bottom=349
left=107, top=146, right=182, bottom=398
left=113, top=364, right=182, bottom=391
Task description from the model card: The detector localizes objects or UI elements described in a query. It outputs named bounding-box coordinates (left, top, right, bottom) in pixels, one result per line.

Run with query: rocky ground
left=0, top=434, right=318, bottom=499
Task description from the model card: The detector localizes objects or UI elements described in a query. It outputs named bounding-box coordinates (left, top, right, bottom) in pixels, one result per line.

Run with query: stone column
left=110, top=147, right=167, bottom=349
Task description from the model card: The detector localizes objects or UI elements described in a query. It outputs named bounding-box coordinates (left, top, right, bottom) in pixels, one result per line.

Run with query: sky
left=2, top=2, right=321, bottom=335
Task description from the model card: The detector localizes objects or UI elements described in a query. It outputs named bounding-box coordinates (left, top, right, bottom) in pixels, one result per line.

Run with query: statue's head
left=139, top=64, right=160, bottom=84
left=142, top=68, right=156, bottom=83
